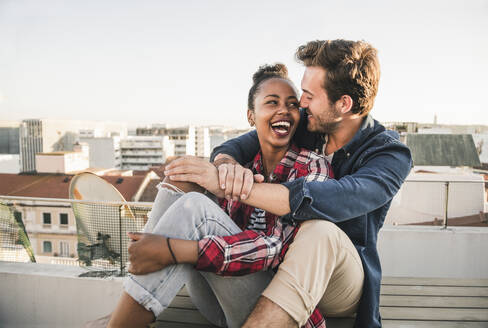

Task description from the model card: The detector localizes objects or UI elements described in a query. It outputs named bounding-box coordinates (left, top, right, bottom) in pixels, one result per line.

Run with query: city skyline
left=1, top=0, right=487, bottom=127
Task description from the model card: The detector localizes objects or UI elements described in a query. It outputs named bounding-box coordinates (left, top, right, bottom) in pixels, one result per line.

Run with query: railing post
left=443, top=182, right=449, bottom=229
left=118, top=205, right=124, bottom=276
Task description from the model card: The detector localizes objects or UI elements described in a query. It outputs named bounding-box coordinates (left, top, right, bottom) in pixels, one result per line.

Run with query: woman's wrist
left=166, top=238, right=199, bottom=265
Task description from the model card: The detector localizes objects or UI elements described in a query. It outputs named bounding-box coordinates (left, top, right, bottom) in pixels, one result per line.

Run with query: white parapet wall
left=0, top=262, right=123, bottom=328
left=378, top=225, right=488, bottom=279
left=1, top=226, right=488, bottom=327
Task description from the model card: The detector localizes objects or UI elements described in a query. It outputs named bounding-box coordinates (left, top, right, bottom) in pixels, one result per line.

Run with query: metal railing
left=0, top=195, right=153, bottom=276
left=0, top=178, right=486, bottom=273
left=400, top=179, right=486, bottom=229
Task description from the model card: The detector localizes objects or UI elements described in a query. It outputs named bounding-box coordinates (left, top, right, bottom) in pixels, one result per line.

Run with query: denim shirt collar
left=339, top=114, right=378, bottom=155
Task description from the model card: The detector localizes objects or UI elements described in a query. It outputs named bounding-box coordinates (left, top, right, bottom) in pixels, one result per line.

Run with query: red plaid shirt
left=195, top=144, right=332, bottom=328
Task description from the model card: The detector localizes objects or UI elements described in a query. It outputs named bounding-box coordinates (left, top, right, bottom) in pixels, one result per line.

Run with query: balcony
left=1, top=194, right=487, bottom=327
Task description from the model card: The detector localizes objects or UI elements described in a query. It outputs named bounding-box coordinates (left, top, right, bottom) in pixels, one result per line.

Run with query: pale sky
left=0, top=0, right=487, bottom=128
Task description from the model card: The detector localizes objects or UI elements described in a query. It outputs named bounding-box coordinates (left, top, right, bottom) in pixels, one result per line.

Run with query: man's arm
left=240, top=140, right=411, bottom=222
left=283, top=140, right=412, bottom=222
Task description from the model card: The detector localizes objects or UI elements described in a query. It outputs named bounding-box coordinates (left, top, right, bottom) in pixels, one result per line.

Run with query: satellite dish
left=69, top=172, right=144, bottom=272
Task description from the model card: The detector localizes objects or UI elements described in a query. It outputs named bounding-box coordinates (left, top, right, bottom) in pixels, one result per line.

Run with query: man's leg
left=244, top=220, right=364, bottom=327
left=242, top=296, right=297, bottom=328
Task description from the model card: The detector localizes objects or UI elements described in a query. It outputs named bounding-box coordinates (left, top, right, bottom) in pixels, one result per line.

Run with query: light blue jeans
left=123, top=184, right=274, bottom=328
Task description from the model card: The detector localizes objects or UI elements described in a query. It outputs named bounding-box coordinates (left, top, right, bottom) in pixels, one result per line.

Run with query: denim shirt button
left=346, top=152, right=351, bottom=157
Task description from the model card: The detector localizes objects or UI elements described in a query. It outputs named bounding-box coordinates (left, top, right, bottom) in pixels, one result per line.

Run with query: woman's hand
left=127, top=232, right=173, bottom=275
left=164, top=156, right=224, bottom=198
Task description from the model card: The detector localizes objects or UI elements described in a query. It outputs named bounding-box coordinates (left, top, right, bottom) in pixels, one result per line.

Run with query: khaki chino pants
left=262, top=220, right=364, bottom=326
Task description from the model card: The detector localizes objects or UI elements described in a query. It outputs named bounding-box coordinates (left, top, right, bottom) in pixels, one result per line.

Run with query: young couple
left=101, top=39, right=412, bottom=328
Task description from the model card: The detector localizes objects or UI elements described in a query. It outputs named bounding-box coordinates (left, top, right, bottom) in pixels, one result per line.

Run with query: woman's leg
left=143, top=177, right=203, bottom=233
left=112, top=192, right=273, bottom=328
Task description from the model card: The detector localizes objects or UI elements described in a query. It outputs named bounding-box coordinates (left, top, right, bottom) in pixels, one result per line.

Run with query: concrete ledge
left=379, top=225, right=488, bottom=279
left=0, top=262, right=123, bottom=328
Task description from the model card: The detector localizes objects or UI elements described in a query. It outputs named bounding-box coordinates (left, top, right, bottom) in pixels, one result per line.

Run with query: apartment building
left=19, top=119, right=127, bottom=173
left=120, top=136, right=174, bottom=170
left=0, top=121, right=20, bottom=173
left=137, top=125, right=211, bottom=157
left=209, top=126, right=253, bottom=152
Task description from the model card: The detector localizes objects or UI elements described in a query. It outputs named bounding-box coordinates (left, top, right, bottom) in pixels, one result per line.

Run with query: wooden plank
left=177, top=287, right=189, bottom=297
left=326, top=317, right=355, bottom=328
left=155, top=318, right=488, bottom=328
left=381, top=285, right=488, bottom=297
left=168, top=295, right=196, bottom=309
left=380, top=295, right=488, bottom=308
left=180, top=280, right=488, bottom=297
left=381, top=320, right=488, bottom=328
left=382, top=277, right=488, bottom=287
left=381, top=307, right=488, bottom=321
left=153, top=321, right=216, bottom=328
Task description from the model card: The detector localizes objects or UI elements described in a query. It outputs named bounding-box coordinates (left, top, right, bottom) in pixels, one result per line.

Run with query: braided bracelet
left=166, top=237, right=178, bottom=264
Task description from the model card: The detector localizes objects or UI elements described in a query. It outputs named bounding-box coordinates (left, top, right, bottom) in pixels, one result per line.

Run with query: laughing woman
left=106, top=64, right=332, bottom=328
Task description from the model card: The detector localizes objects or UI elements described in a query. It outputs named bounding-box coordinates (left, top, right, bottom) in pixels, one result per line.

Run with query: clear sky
left=0, top=0, right=487, bottom=128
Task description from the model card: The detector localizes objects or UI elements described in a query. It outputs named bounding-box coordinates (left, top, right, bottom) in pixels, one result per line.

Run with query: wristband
left=166, top=237, right=178, bottom=264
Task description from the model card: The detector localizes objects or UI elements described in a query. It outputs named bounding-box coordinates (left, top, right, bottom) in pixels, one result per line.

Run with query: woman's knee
left=162, top=177, right=204, bottom=193
left=153, top=193, right=218, bottom=232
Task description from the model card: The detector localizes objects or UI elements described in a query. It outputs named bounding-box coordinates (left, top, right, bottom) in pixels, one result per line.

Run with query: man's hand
left=213, top=153, right=264, bottom=201
left=217, top=163, right=264, bottom=201
left=164, top=156, right=224, bottom=197
left=127, top=232, right=173, bottom=275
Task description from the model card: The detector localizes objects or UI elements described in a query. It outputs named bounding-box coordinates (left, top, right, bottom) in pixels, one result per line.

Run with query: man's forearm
left=242, top=183, right=290, bottom=216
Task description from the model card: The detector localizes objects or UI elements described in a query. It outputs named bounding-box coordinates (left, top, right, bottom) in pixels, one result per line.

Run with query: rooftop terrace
left=1, top=192, right=488, bottom=327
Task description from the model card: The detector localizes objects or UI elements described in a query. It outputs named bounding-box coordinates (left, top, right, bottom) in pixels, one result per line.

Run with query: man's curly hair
left=296, top=39, right=380, bottom=116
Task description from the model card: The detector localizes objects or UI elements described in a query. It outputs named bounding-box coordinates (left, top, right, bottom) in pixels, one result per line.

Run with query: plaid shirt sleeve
left=195, top=217, right=296, bottom=276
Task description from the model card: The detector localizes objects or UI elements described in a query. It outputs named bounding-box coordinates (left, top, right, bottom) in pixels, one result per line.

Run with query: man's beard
left=310, top=120, right=341, bottom=134
left=306, top=107, right=341, bottom=134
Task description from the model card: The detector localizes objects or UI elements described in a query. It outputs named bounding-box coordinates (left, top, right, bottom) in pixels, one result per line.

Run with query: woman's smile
left=270, top=119, right=293, bottom=137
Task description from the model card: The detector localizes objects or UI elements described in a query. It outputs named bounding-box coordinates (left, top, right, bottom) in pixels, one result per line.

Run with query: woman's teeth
left=271, top=121, right=291, bottom=134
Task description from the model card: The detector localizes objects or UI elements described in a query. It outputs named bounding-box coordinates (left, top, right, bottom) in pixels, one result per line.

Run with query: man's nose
left=299, top=95, right=307, bottom=108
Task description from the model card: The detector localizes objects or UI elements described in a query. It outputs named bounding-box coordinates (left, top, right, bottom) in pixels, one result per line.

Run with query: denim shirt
left=211, top=110, right=412, bottom=328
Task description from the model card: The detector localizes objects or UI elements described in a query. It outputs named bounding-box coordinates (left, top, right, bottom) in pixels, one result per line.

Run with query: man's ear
left=337, top=95, right=353, bottom=114
left=247, top=109, right=255, bottom=127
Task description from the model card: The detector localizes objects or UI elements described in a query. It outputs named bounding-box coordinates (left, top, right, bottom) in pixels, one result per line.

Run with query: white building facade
left=79, top=136, right=121, bottom=169
left=35, top=144, right=90, bottom=174
left=19, top=119, right=127, bottom=173
left=120, top=136, right=174, bottom=170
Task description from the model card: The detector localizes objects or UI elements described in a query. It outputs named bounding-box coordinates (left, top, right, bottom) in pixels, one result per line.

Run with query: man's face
left=300, top=66, right=342, bottom=134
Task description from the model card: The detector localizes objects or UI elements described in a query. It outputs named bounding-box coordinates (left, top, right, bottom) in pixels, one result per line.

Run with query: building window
left=43, top=213, right=51, bottom=225
left=43, top=241, right=52, bottom=253
left=60, top=241, right=69, bottom=257
left=60, top=213, right=68, bottom=225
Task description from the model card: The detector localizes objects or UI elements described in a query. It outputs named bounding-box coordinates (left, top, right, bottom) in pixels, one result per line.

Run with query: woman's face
left=248, top=78, right=300, bottom=150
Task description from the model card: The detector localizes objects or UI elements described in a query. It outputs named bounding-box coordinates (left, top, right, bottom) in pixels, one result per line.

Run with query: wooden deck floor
left=154, top=277, right=488, bottom=328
